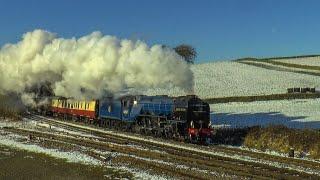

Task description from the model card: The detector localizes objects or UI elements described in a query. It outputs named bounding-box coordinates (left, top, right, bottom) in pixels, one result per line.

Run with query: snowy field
left=210, top=98, right=320, bottom=129
left=240, top=60, right=320, bottom=73
left=146, top=61, right=320, bottom=98
left=274, top=56, right=320, bottom=67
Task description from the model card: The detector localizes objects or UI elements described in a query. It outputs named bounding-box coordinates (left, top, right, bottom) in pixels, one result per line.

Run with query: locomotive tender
left=50, top=95, right=213, bottom=142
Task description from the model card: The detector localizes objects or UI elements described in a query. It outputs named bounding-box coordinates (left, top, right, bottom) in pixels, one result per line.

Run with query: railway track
left=207, top=145, right=320, bottom=173
left=8, top=114, right=320, bottom=179
left=33, top=115, right=320, bottom=170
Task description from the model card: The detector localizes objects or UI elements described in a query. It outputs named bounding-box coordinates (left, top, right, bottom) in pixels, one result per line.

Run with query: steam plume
left=0, top=29, right=193, bottom=106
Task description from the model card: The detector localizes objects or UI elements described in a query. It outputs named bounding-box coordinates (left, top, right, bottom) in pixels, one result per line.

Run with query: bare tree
left=174, top=44, right=197, bottom=64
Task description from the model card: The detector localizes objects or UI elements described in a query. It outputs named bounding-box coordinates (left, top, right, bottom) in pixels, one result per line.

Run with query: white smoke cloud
left=0, top=29, right=193, bottom=105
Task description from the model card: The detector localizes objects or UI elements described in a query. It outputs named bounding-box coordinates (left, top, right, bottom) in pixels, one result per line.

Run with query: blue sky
left=1, top=0, right=320, bottom=63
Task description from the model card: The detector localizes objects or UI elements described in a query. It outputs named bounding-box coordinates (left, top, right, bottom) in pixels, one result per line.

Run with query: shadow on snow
left=211, top=111, right=320, bottom=129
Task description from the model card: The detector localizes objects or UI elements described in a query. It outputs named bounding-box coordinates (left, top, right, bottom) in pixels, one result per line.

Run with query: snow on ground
left=210, top=98, right=320, bottom=129
left=0, top=129, right=102, bottom=165
left=274, top=56, right=320, bottom=67
left=145, top=62, right=320, bottom=98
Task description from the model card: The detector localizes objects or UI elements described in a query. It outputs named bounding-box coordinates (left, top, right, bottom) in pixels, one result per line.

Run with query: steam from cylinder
left=0, top=29, right=194, bottom=106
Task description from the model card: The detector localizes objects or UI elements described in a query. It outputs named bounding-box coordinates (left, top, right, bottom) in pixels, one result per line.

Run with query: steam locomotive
left=47, top=95, right=213, bottom=142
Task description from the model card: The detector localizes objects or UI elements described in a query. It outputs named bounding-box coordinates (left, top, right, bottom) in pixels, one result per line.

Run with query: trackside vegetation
left=213, top=125, right=320, bottom=158
left=244, top=125, right=320, bottom=158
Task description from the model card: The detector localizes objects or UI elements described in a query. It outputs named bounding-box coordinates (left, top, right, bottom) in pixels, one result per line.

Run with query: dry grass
left=243, top=125, right=320, bottom=158
left=213, top=125, right=320, bottom=159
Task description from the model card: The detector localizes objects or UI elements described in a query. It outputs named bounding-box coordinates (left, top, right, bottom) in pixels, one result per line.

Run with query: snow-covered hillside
left=146, top=58, right=320, bottom=129
left=210, top=98, right=320, bottom=129
left=146, top=61, right=320, bottom=98
left=240, top=59, right=320, bottom=73
left=274, top=56, right=320, bottom=67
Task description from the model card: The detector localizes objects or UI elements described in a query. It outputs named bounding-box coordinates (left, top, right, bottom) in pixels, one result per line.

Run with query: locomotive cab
left=174, top=95, right=213, bottom=143
left=187, top=96, right=210, bottom=129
